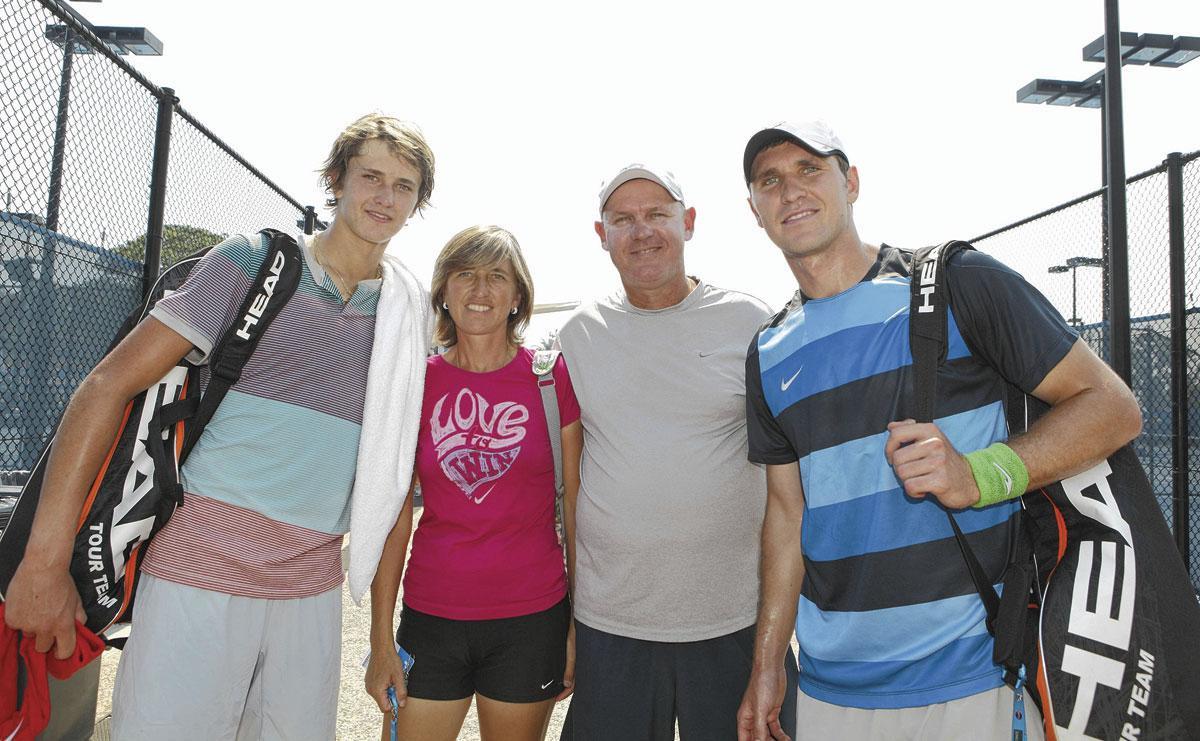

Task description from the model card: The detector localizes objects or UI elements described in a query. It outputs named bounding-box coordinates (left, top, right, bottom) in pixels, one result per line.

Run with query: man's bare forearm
left=23, top=373, right=146, bottom=566
left=22, top=318, right=195, bottom=568
left=369, top=489, right=414, bottom=650
left=1011, top=341, right=1143, bottom=490
left=752, top=463, right=805, bottom=669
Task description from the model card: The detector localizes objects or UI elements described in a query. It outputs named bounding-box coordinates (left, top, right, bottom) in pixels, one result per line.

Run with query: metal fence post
left=142, top=86, right=176, bottom=298
left=45, top=29, right=74, bottom=232
left=1100, top=100, right=1112, bottom=363
left=1166, top=151, right=1190, bottom=566
left=303, top=205, right=317, bottom=235
left=1103, top=0, right=1131, bottom=384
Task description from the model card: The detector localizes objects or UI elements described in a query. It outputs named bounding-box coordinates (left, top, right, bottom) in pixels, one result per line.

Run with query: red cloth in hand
left=0, top=603, right=104, bottom=741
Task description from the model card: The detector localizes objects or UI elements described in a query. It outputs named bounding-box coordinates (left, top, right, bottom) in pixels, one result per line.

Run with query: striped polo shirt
left=746, top=245, right=1074, bottom=708
left=142, top=232, right=380, bottom=598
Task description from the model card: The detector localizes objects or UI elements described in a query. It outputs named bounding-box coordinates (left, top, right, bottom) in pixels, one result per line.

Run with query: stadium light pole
left=43, top=2, right=163, bottom=232
left=1048, top=256, right=1105, bottom=328
left=1016, top=24, right=1200, bottom=384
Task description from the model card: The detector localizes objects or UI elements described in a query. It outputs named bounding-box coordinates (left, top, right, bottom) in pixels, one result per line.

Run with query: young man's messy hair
left=319, top=113, right=435, bottom=214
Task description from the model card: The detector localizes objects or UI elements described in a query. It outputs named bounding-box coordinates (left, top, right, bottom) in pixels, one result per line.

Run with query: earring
left=510, top=307, right=518, bottom=315
left=442, top=302, right=449, bottom=310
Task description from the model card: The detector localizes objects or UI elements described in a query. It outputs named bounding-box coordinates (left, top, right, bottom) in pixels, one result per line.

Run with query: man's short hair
left=430, top=225, right=534, bottom=348
left=758, top=139, right=851, bottom=178
left=743, top=121, right=850, bottom=184
left=320, top=113, right=435, bottom=213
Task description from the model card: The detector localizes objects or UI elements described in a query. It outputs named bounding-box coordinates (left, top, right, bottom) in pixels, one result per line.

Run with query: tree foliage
left=115, top=224, right=227, bottom=269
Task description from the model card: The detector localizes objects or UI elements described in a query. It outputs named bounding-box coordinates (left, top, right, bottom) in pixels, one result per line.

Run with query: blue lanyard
left=1011, top=664, right=1028, bottom=741
left=388, top=686, right=400, bottom=741
left=386, top=646, right=413, bottom=741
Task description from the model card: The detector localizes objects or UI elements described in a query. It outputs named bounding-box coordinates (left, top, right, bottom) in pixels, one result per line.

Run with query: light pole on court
left=1048, top=256, right=1105, bottom=328
left=1016, top=24, right=1199, bottom=383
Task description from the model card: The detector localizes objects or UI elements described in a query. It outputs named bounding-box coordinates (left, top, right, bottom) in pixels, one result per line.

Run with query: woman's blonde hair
left=431, top=225, right=534, bottom=348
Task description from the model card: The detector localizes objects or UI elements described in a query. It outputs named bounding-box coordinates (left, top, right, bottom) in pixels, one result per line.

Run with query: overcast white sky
left=81, top=0, right=1200, bottom=340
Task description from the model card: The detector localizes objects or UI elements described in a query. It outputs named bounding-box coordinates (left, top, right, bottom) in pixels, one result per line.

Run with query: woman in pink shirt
left=366, top=225, right=582, bottom=741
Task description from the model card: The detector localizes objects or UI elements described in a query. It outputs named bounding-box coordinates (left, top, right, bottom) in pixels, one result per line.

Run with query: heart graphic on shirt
left=440, top=447, right=522, bottom=497
left=429, top=387, right=529, bottom=502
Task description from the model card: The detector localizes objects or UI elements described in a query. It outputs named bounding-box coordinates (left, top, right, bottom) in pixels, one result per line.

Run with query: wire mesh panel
left=0, top=0, right=153, bottom=479
left=0, top=0, right=310, bottom=484
left=0, top=0, right=159, bottom=251
left=0, top=213, right=141, bottom=477
left=976, top=152, right=1200, bottom=591
left=1125, top=169, right=1174, bottom=530
left=1182, top=153, right=1200, bottom=588
left=158, top=112, right=306, bottom=268
left=974, top=193, right=1108, bottom=352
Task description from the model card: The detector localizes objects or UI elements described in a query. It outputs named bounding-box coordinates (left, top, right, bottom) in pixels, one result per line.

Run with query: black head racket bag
left=909, top=240, right=1200, bottom=741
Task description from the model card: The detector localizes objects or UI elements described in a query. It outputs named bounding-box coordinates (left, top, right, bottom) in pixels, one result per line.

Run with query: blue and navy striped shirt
left=746, top=245, right=1075, bottom=709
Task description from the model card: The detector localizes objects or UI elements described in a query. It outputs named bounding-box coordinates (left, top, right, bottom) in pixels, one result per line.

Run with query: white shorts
left=112, top=573, right=342, bottom=741
left=795, top=685, right=1045, bottom=741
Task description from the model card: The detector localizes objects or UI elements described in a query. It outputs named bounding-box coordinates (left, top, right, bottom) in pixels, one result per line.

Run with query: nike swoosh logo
left=698, top=351, right=716, bottom=357
left=781, top=368, right=802, bottom=392
left=541, top=680, right=555, bottom=689
left=992, top=461, right=1014, bottom=496
left=473, top=486, right=496, bottom=504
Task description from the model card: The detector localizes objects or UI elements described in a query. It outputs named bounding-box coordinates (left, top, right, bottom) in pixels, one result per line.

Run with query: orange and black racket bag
left=0, top=229, right=300, bottom=642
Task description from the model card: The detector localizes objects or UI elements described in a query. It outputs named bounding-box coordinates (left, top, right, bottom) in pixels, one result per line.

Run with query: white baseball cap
left=743, top=121, right=848, bottom=184
left=597, top=163, right=685, bottom=216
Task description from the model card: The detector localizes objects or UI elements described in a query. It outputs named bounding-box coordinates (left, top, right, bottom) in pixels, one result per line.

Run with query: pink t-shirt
left=403, top=347, right=580, bottom=620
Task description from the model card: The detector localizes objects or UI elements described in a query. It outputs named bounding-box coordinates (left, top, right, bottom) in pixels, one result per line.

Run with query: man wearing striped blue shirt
left=734, top=121, right=1141, bottom=741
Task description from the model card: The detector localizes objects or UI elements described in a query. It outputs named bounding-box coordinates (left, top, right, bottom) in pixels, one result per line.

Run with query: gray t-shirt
left=558, top=280, right=771, bottom=641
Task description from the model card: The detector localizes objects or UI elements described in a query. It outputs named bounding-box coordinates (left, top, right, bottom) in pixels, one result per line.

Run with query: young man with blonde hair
left=3, top=113, right=435, bottom=739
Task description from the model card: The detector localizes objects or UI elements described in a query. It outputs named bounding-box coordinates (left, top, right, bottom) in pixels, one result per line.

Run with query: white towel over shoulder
left=347, top=253, right=430, bottom=603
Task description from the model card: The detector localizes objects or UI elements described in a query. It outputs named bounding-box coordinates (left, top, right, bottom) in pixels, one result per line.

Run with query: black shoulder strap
left=908, top=240, right=1002, bottom=631
left=179, top=229, right=303, bottom=462
left=907, top=240, right=972, bottom=420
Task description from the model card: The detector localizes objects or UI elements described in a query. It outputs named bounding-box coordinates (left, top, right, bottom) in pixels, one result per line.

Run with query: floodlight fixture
left=1047, top=87, right=1095, bottom=107
left=1155, top=36, right=1200, bottom=68
left=1082, top=32, right=1200, bottom=68
left=1012, top=78, right=1099, bottom=107
left=1016, top=79, right=1094, bottom=106
left=1082, top=31, right=1139, bottom=63
left=44, top=23, right=162, bottom=56
left=1015, top=80, right=1056, bottom=105
left=1048, top=258, right=1101, bottom=327
left=1125, top=33, right=1175, bottom=64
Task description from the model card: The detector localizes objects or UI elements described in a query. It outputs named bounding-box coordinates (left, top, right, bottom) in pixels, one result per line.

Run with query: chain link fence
left=1, top=0, right=312, bottom=486
left=974, top=149, right=1200, bottom=590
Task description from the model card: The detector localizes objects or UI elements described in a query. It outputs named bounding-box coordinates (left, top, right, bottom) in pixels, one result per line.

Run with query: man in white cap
left=556, top=164, right=798, bottom=740
left=736, top=121, right=1141, bottom=740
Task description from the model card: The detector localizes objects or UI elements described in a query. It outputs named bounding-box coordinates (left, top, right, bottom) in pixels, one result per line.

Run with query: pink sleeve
left=552, top=354, right=581, bottom=427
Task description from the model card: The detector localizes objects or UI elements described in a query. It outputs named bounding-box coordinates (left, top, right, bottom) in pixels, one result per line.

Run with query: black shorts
left=396, top=596, right=569, bottom=703
left=560, top=620, right=799, bottom=741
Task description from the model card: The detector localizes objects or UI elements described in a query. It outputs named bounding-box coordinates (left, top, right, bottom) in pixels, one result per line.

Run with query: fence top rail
left=173, top=107, right=308, bottom=215
left=35, top=0, right=161, bottom=97
left=971, top=147, right=1200, bottom=244
left=970, top=186, right=1104, bottom=243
